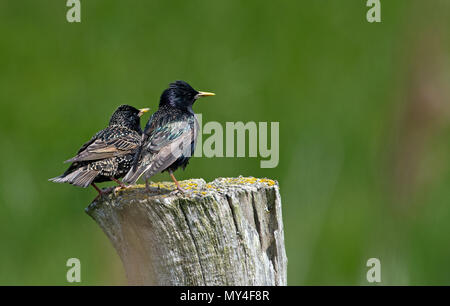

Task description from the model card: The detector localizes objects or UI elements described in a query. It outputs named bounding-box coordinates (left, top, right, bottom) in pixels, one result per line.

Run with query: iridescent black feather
left=123, top=81, right=212, bottom=184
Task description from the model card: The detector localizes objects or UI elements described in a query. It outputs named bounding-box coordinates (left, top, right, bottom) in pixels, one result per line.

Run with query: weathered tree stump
left=86, top=177, right=287, bottom=285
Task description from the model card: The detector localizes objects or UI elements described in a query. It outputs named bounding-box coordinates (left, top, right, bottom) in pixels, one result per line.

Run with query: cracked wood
left=85, top=177, right=287, bottom=285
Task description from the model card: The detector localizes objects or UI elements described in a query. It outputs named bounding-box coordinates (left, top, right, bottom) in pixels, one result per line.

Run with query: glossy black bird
left=49, top=105, right=149, bottom=196
left=123, top=81, right=215, bottom=191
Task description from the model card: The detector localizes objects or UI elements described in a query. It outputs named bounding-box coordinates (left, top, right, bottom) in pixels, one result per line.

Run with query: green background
left=1, top=0, right=450, bottom=285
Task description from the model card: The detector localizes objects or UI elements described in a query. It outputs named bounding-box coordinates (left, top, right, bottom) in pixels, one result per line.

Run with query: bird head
left=159, top=80, right=215, bottom=110
left=109, top=105, right=149, bottom=132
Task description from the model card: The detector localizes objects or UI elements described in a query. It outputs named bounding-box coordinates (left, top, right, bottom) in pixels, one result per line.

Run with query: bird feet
left=168, top=172, right=184, bottom=194
left=112, top=178, right=128, bottom=188
left=92, top=185, right=115, bottom=201
left=172, top=186, right=185, bottom=194
left=113, top=186, right=127, bottom=195
left=111, top=178, right=130, bottom=195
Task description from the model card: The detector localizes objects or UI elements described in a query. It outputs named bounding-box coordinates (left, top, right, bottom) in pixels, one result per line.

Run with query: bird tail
left=123, top=148, right=156, bottom=184
left=123, top=161, right=148, bottom=184
left=49, top=165, right=99, bottom=188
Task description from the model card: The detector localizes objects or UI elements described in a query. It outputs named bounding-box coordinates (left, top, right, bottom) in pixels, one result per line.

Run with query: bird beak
left=138, top=108, right=150, bottom=117
left=196, top=91, right=216, bottom=98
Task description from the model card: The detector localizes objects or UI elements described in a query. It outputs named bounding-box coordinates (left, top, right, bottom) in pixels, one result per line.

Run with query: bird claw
left=93, top=187, right=114, bottom=201
left=172, top=187, right=185, bottom=195
left=104, top=187, right=115, bottom=195
left=113, top=185, right=129, bottom=195
left=113, top=187, right=121, bottom=195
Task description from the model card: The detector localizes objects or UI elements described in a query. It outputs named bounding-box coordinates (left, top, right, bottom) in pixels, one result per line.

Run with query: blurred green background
left=1, top=0, right=450, bottom=285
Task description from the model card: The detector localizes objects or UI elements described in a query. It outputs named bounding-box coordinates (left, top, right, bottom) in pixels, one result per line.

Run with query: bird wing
left=65, top=126, right=141, bottom=163
left=146, top=119, right=193, bottom=151
left=123, top=115, right=197, bottom=183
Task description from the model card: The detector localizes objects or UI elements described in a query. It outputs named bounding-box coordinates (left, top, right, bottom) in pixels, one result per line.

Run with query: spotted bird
left=123, top=81, right=215, bottom=191
left=49, top=105, right=149, bottom=195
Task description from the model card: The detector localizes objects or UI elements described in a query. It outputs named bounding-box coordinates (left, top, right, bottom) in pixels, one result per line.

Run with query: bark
left=86, top=177, right=287, bottom=285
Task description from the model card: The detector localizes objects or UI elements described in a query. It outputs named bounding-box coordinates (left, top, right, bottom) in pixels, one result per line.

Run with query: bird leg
left=92, top=183, right=114, bottom=200
left=169, top=171, right=184, bottom=193
left=145, top=178, right=151, bottom=193
left=91, top=182, right=105, bottom=200
left=92, top=183, right=103, bottom=195
left=111, top=177, right=127, bottom=189
left=111, top=178, right=128, bottom=195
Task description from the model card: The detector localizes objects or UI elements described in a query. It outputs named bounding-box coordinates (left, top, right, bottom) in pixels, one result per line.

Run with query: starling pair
left=49, top=105, right=149, bottom=195
left=123, top=81, right=215, bottom=191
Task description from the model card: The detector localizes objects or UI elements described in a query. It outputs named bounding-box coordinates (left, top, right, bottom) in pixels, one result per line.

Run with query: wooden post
left=86, top=177, right=287, bottom=285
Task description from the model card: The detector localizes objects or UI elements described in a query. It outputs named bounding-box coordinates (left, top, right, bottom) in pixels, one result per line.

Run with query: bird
left=49, top=105, right=149, bottom=196
left=123, top=81, right=215, bottom=192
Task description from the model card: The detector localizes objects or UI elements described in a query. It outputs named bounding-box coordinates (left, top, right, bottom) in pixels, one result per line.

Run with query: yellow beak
left=197, top=91, right=216, bottom=98
left=138, top=108, right=150, bottom=117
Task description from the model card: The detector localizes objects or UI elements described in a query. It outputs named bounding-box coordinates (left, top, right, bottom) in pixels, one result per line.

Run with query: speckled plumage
left=50, top=105, right=146, bottom=189
left=123, top=81, right=214, bottom=190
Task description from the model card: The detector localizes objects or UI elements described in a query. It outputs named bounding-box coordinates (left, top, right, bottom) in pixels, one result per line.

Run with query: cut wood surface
left=86, top=177, right=287, bottom=285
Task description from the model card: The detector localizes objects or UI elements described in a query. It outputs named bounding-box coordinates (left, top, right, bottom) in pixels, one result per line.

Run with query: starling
left=49, top=105, right=149, bottom=196
left=123, top=81, right=215, bottom=191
